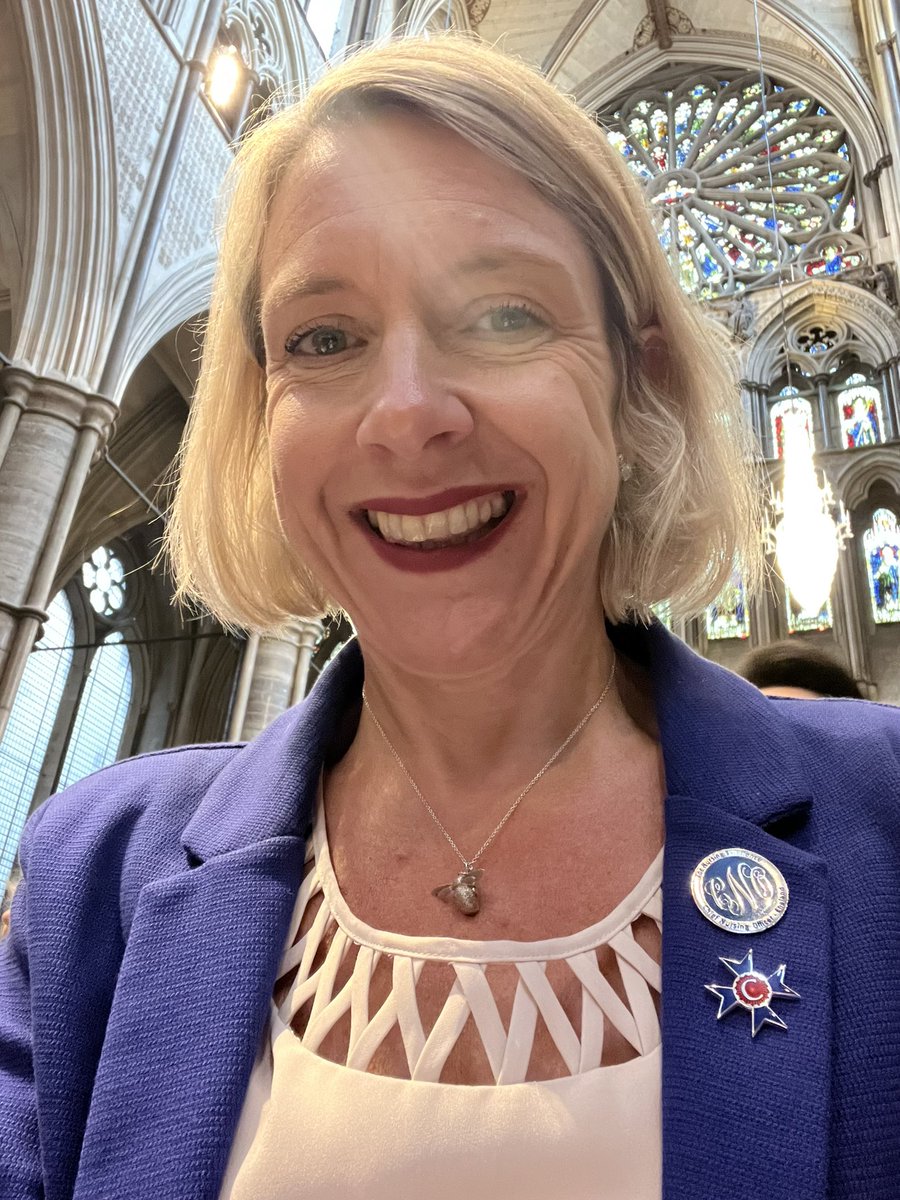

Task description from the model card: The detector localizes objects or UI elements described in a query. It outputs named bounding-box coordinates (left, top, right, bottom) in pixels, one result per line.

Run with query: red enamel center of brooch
left=733, top=973, right=772, bottom=1008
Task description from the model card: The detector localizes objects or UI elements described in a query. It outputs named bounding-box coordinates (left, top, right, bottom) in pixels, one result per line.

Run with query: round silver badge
left=690, top=847, right=789, bottom=934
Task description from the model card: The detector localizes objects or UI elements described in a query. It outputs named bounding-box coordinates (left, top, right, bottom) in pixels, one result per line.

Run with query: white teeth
left=424, top=510, right=451, bottom=540
left=448, top=505, right=468, bottom=535
left=365, top=491, right=512, bottom=546
left=401, top=514, right=426, bottom=543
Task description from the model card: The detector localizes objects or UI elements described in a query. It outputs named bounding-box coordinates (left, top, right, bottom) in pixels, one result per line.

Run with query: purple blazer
left=2, top=622, right=899, bottom=1199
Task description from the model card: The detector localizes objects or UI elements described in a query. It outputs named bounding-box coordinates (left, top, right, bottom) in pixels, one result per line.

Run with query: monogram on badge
left=691, top=848, right=798, bottom=1037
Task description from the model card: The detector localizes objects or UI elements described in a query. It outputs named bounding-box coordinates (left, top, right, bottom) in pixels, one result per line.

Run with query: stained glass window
left=864, top=508, right=900, bottom=624
left=786, top=588, right=832, bottom=634
left=602, top=70, right=864, bottom=300
left=837, top=372, right=884, bottom=449
left=706, top=567, right=750, bottom=640
left=0, top=592, right=74, bottom=885
left=770, top=388, right=815, bottom=459
left=651, top=600, right=673, bottom=630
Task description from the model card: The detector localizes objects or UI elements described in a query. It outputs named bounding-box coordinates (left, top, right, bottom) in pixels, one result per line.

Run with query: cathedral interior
left=1, top=0, right=899, bottom=888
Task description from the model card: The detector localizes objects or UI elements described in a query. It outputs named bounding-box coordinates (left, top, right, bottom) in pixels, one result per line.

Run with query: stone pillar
left=0, top=366, right=115, bottom=740
left=740, top=380, right=766, bottom=456
left=814, top=375, right=834, bottom=449
left=877, top=362, right=898, bottom=440
left=752, top=382, right=768, bottom=457
left=232, top=618, right=324, bottom=741
left=835, top=533, right=871, bottom=693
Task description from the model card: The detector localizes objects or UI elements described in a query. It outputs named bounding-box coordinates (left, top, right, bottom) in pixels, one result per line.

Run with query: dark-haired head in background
left=740, top=639, right=864, bottom=700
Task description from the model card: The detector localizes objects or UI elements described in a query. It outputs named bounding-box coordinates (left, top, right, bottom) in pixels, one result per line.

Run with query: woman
left=2, top=36, right=899, bottom=1200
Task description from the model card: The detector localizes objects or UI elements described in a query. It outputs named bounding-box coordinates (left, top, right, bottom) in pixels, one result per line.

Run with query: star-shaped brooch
left=705, top=948, right=800, bottom=1037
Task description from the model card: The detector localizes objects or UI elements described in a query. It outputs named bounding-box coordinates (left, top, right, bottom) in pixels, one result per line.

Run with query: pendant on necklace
left=432, top=865, right=484, bottom=915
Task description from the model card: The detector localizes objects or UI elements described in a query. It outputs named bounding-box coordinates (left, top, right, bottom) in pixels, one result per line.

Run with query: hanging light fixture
left=207, top=45, right=244, bottom=109
left=768, top=404, right=851, bottom=613
left=751, top=0, right=851, bottom=615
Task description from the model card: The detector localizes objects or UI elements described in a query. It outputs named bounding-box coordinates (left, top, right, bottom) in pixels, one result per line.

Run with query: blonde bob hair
left=166, top=34, right=761, bottom=632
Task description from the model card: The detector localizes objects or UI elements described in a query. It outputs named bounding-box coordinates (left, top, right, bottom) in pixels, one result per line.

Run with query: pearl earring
left=617, top=454, right=633, bottom=482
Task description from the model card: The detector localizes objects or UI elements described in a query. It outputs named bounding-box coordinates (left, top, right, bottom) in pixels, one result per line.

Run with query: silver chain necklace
left=361, top=656, right=617, bottom=916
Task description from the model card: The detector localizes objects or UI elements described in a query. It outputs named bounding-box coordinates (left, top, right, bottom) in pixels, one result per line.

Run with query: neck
left=350, top=602, right=634, bottom=824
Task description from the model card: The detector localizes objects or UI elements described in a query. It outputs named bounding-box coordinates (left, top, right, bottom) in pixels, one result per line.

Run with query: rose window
left=82, top=546, right=126, bottom=617
left=601, top=70, right=865, bottom=300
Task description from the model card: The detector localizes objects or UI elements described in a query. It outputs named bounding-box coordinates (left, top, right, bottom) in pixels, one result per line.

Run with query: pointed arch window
left=705, top=566, right=750, bottom=640
left=770, top=387, right=815, bottom=459
left=601, top=69, right=864, bottom=300
left=864, top=509, right=900, bottom=624
left=785, top=588, right=832, bottom=634
left=0, top=593, right=74, bottom=882
left=837, top=371, right=884, bottom=449
left=56, top=631, right=133, bottom=791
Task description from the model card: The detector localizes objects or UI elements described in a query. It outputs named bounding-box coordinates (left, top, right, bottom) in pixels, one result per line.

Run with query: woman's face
left=259, top=113, right=621, bottom=673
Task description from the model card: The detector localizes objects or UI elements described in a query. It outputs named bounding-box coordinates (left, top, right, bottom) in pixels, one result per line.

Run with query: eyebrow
left=260, top=273, right=351, bottom=321
left=263, top=248, right=572, bottom=310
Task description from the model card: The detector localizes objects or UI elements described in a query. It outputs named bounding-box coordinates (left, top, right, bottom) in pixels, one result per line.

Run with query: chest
left=274, top=850, right=662, bottom=1087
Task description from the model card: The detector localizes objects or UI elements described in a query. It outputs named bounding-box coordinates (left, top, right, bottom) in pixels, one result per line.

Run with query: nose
left=356, top=325, right=474, bottom=460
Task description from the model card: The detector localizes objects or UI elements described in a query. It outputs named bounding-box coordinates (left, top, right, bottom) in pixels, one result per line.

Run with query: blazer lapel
left=662, top=796, right=830, bottom=1198
left=74, top=644, right=365, bottom=1200
left=73, top=838, right=304, bottom=1200
left=621, top=624, right=832, bottom=1199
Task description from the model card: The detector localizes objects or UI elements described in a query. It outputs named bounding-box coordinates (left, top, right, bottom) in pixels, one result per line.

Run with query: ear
left=635, top=323, right=671, bottom=392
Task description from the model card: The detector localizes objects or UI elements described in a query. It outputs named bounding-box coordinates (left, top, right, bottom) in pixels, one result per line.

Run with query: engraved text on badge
left=690, top=847, right=789, bottom=934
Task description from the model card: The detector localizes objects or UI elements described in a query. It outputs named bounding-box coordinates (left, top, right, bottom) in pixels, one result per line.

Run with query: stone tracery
left=602, top=68, right=866, bottom=300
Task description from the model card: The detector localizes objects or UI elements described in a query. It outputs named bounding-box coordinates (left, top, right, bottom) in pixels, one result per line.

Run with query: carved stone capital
left=269, top=617, right=325, bottom=651
left=1, top=365, right=116, bottom=439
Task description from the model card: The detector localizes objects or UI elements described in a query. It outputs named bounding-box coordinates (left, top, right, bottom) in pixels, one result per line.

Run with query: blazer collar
left=610, top=619, right=813, bottom=826
left=181, top=642, right=364, bottom=863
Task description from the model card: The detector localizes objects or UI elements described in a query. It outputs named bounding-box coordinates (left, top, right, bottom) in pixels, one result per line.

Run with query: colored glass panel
left=706, top=568, right=750, bottom=640
left=837, top=373, right=883, bottom=448
left=770, top=390, right=814, bottom=459
left=785, top=588, right=832, bottom=633
left=601, top=70, right=864, bottom=299
left=864, top=509, right=900, bottom=624
left=651, top=600, right=673, bottom=630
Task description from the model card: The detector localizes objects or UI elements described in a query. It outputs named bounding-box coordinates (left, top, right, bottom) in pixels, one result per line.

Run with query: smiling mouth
left=363, top=490, right=516, bottom=551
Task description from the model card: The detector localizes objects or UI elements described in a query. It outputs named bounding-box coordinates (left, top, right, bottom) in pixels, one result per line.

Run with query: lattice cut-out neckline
left=274, top=792, right=663, bottom=1086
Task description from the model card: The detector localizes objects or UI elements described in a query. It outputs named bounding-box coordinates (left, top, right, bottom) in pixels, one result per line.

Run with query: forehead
left=259, top=112, right=596, bottom=294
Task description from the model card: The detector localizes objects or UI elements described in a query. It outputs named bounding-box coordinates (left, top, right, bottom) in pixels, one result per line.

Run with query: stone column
left=877, top=362, right=898, bottom=440
left=232, top=618, right=324, bottom=741
left=814, top=375, right=834, bottom=449
left=0, top=366, right=115, bottom=740
left=835, top=533, right=871, bottom=693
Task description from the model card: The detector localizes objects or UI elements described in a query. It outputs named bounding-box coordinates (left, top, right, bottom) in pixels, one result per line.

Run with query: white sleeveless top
left=220, top=786, right=663, bottom=1199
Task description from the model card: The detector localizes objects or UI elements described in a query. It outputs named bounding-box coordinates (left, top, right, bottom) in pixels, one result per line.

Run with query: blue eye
left=475, top=304, right=546, bottom=336
left=285, top=326, right=362, bottom=357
